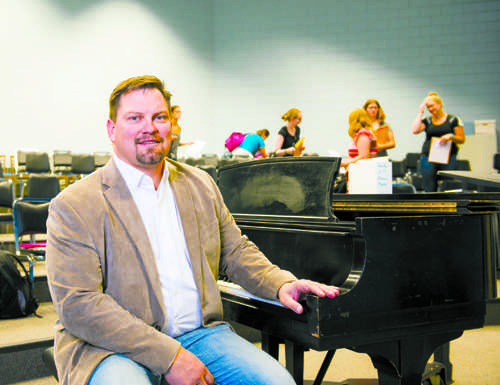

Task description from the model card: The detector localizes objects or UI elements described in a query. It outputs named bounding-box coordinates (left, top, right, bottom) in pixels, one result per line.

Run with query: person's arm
left=273, top=133, right=296, bottom=156
left=439, top=125, right=465, bottom=145
left=412, top=102, right=426, bottom=134
left=340, top=134, right=372, bottom=167
left=258, top=147, right=268, bottom=158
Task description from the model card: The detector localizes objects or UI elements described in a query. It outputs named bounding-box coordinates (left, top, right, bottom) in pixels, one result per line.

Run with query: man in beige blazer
left=46, top=75, right=339, bottom=385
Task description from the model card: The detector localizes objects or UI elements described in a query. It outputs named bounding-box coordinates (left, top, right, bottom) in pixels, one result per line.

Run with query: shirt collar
left=113, top=153, right=169, bottom=189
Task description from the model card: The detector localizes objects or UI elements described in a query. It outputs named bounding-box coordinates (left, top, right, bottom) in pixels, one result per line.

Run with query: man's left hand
left=278, top=280, right=340, bottom=314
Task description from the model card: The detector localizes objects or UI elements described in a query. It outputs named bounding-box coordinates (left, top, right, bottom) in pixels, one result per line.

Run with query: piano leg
left=361, top=331, right=462, bottom=385
left=432, top=342, right=452, bottom=383
left=262, top=334, right=336, bottom=385
left=262, top=332, right=281, bottom=360
left=312, top=350, right=336, bottom=385
left=285, top=339, right=306, bottom=385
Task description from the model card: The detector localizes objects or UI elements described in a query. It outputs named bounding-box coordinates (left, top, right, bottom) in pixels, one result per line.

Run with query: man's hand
left=278, top=280, right=340, bottom=314
left=164, top=347, right=214, bottom=385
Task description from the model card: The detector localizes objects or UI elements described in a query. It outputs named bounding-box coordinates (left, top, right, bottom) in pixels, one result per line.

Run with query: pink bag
left=224, top=132, right=246, bottom=151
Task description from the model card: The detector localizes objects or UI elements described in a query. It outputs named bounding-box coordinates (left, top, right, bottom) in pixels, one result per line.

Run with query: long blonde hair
left=281, top=108, right=302, bottom=122
left=348, top=108, right=373, bottom=138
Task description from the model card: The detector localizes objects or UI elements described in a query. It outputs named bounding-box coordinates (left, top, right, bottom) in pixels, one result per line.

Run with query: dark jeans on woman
left=419, top=154, right=457, bottom=192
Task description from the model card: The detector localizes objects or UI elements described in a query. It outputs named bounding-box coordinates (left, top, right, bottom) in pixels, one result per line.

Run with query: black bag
left=0, top=250, right=39, bottom=318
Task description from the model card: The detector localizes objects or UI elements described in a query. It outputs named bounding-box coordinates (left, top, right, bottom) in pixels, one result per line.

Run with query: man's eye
left=156, top=115, right=168, bottom=122
left=128, top=115, right=141, bottom=121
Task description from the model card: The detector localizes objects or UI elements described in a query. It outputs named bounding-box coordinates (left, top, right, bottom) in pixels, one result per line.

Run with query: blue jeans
left=420, top=154, right=457, bottom=192
left=88, top=324, right=296, bottom=385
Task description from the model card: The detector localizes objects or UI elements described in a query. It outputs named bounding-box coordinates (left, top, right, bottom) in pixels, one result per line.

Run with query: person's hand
left=164, top=347, right=214, bottom=385
left=438, top=133, right=454, bottom=144
left=278, top=280, right=340, bottom=314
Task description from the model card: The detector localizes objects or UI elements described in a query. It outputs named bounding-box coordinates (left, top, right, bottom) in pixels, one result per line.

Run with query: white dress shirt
left=114, top=155, right=202, bottom=337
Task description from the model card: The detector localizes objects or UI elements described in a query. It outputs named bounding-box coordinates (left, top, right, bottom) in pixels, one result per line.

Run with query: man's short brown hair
left=109, top=75, right=172, bottom=121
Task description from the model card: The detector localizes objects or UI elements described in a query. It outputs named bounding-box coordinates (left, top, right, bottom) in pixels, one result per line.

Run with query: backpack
left=0, top=250, right=39, bottom=318
left=224, top=132, right=246, bottom=152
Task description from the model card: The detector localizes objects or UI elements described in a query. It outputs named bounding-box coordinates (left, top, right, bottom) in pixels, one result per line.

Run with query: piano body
left=216, top=157, right=499, bottom=385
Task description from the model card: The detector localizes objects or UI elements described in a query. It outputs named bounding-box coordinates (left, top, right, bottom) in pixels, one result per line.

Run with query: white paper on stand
left=348, top=157, right=392, bottom=194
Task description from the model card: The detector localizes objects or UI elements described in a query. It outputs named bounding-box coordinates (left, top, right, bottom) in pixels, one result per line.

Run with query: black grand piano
left=216, top=157, right=499, bottom=385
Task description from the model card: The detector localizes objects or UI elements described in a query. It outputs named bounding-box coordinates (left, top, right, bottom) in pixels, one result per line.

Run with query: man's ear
left=107, top=119, right=116, bottom=143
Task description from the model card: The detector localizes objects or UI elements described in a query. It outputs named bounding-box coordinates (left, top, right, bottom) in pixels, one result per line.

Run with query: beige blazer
left=46, top=159, right=296, bottom=385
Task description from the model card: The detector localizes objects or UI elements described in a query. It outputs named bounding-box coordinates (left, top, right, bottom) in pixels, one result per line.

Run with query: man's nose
left=142, top=118, right=159, bottom=133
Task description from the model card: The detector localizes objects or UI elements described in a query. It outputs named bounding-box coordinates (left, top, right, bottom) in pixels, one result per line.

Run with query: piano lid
left=217, top=157, right=341, bottom=221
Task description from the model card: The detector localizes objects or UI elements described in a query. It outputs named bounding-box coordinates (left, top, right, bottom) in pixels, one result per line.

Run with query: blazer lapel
left=167, top=163, right=204, bottom=288
left=100, top=161, right=164, bottom=303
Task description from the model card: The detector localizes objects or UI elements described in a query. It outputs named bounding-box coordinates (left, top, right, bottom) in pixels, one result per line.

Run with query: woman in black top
left=273, top=108, right=305, bottom=156
left=411, top=92, right=465, bottom=192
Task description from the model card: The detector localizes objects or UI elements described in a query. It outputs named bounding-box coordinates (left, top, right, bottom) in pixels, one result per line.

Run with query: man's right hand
left=164, top=347, right=214, bottom=385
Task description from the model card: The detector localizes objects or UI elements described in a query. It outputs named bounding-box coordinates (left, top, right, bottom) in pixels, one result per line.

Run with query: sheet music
left=428, top=137, right=451, bottom=164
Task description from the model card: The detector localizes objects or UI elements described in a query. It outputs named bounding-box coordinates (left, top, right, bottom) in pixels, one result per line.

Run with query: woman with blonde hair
left=363, top=99, right=396, bottom=157
left=273, top=108, right=305, bottom=156
left=411, top=92, right=465, bottom=192
left=341, top=108, right=378, bottom=168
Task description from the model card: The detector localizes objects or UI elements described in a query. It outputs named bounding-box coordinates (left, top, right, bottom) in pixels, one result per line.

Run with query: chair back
left=0, top=179, right=14, bottom=208
left=13, top=199, right=49, bottom=239
left=26, top=174, right=60, bottom=199
left=53, top=150, right=73, bottom=173
left=0, top=179, right=15, bottom=224
left=404, top=152, right=421, bottom=173
left=25, top=152, right=51, bottom=174
left=71, top=154, right=95, bottom=175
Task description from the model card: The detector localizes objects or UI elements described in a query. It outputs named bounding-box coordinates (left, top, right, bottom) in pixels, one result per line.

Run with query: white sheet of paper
left=428, top=137, right=451, bottom=164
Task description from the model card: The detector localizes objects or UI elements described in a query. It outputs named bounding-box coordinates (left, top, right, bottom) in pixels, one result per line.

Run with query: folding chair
left=13, top=198, right=50, bottom=280
left=0, top=178, right=15, bottom=226
left=25, top=174, right=60, bottom=199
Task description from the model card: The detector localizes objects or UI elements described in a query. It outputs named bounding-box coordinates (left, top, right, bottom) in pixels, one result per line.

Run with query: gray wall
left=2, top=0, right=499, bottom=163
left=213, top=0, right=500, bottom=160
left=1, top=0, right=214, bottom=156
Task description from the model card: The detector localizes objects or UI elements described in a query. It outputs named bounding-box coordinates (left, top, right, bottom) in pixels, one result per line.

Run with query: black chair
left=52, top=150, right=73, bottom=174
left=456, top=159, right=471, bottom=171
left=0, top=178, right=15, bottom=227
left=391, top=159, right=407, bottom=181
left=406, top=172, right=424, bottom=192
left=404, top=152, right=421, bottom=174
left=392, top=183, right=417, bottom=194
left=25, top=174, right=61, bottom=199
left=13, top=198, right=50, bottom=280
left=25, top=152, right=51, bottom=174
left=18, top=151, right=52, bottom=197
left=70, top=153, right=95, bottom=182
